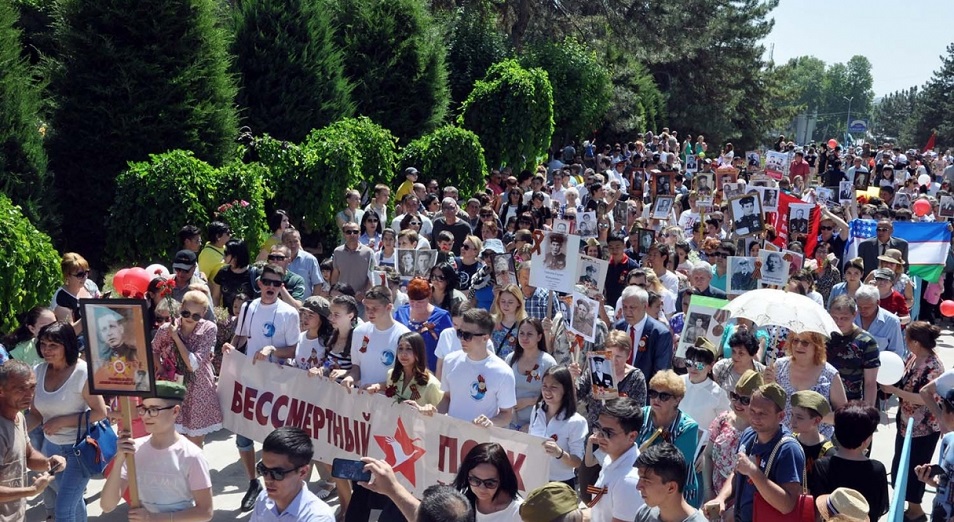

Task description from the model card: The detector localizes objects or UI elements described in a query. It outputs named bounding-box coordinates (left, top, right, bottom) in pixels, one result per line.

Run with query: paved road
left=26, top=326, right=954, bottom=521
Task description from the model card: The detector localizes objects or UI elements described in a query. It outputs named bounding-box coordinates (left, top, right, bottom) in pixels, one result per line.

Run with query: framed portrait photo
left=652, top=171, right=675, bottom=196
left=80, top=299, right=154, bottom=396
left=635, top=228, right=656, bottom=256
left=651, top=196, right=674, bottom=219
left=693, top=173, right=714, bottom=196
left=939, top=195, right=954, bottom=218
left=729, top=193, right=765, bottom=237
left=587, top=351, right=619, bottom=400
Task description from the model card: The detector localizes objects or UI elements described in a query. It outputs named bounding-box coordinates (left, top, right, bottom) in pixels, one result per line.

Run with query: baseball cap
left=872, top=268, right=895, bottom=281
left=172, top=249, right=197, bottom=271
left=482, top=239, right=505, bottom=254
left=404, top=167, right=419, bottom=176
left=301, top=296, right=331, bottom=319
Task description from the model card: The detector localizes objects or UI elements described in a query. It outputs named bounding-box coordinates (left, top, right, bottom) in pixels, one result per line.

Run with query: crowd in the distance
left=2, top=131, right=954, bottom=522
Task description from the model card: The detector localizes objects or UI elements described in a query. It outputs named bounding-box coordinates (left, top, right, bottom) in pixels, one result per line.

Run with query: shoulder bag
left=751, top=435, right=814, bottom=522
left=72, top=410, right=118, bottom=477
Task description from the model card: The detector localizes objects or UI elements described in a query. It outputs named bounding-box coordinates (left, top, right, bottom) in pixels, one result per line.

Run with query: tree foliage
left=0, top=192, right=60, bottom=333
left=520, top=37, right=611, bottom=143
left=0, top=0, right=48, bottom=227
left=444, top=5, right=510, bottom=107
left=906, top=43, right=954, bottom=149
left=596, top=45, right=665, bottom=143
left=232, top=0, right=353, bottom=142
left=872, top=87, right=919, bottom=142
left=330, top=0, right=450, bottom=143
left=400, top=125, right=487, bottom=198
left=48, top=0, right=238, bottom=265
left=310, top=117, right=398, bottom=194
left=459, top=59, right=553, bottom=172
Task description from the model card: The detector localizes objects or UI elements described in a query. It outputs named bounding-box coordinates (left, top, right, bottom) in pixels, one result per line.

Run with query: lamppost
left=844, top=96, right=854, bottom=142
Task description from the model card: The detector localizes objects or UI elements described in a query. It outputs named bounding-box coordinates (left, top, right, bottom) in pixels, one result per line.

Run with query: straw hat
left=815, top=488, right=869, bottom=522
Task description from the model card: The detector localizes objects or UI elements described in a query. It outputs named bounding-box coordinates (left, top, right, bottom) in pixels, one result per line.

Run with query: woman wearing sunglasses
left=452, top=442, right=522, bottom=520
left=359, top=210, right=384, bottom=251
left=635, top=370, right=703, bottom=507
left=712, top=329, right=766, bottom=395
left=429, top=263, right=465, bottom=312
left=52, top=252, right=101, bottom=332
left=151, top=290, right=221, bottom=448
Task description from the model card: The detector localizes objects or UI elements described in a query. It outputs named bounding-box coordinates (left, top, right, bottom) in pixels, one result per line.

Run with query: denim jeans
left=42, top=438, right=91, bottom=522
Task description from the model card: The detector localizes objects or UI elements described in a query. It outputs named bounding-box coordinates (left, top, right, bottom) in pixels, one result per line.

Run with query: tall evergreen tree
left=232, top=0, right=353, bottom=142
left=907, top=43, right=954, bottom=149
left=48, top=0, right=238, bottom=264
left=331, top=0, right=450, bottom=143
left=445, top=5, right=510, bottom=107
left=0, top=0, right=48, bottom=226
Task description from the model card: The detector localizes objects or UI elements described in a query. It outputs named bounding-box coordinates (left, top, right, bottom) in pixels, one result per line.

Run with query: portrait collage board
left=575, top=255, right=609, bottom=295
left=764, top=151, right=790, bottom=180
left=676, top=295, right=729, bottom=358
left=79, top=299, right=155, bottom=396
left=529, top=232, right=581, bottom=294
left=397, top=249, right=439, bottom=279
left=567, top=292, right=600, bottom=342
left=587, top=350, right=619, bottom=400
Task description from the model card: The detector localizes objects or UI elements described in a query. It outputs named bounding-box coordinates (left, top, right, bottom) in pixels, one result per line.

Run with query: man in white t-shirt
left=434, top=302, right=495, bottom=381
left=585, top=397, right=644, bottom=522
left=100, top=381, right=213, bottom=518
left=223, top=263, right=301, bottom=511
left=438, top=309, right=516, bottom=427
left=344, top=286, right=410, bottom=390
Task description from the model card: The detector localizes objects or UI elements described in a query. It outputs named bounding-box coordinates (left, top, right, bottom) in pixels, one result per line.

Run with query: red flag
left=924, top=131, right=937, bottom=152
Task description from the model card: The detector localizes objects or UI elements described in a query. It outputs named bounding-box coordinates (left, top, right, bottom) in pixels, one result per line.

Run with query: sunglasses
left=409, top=221, right=422, bottom=226
left=430, top=275, right=446, bottom=282
left=137, top=405, right=176, bottom=418
left=707, top=252, right=727, bottom=258
left=876, top=227, right=889, bottom=232
left=592, top=424, right=619, bottom=439
left=647, top=389, right=675, bottom=401
left=456, top=330, right=486, bottom=341
left=73, top=270, right=89, bottom=278
left=260, top=279, right=283, bottom=288
left=256, top=460, right=302, bottom=481
left=267, top=254, right=286, bottom=261
left=344, top=230, right=360, bottom=235
left=729, top=392, right=752, bottom=406
left=685, top=359, right=707, bottom=371
left=174, top=267, right=192, bottom=273
left=467, top=475, right=499, bottom=490
left=367, top=219, right=379, bottom=223
left=819, top=226, right=833, bottom=231
left=180, top=310, right=203, bottom=321
left=461, top=244, right=474, bottom=251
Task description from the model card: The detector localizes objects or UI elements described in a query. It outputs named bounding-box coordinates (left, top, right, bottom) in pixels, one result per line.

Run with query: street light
left=844, top=96, right=854, bottom=140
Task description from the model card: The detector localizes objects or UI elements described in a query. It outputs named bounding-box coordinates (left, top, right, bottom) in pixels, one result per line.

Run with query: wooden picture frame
left=651, top=196, right=674, bottom=219
left=652, top=171, right=675, bottom=196
left=80, top=299, right=155, bottom=396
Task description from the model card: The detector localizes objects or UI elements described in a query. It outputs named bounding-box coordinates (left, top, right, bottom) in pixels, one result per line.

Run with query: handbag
left=72, top=410, right=118, bottom=477
left=751, top=436, right=814, bottom=522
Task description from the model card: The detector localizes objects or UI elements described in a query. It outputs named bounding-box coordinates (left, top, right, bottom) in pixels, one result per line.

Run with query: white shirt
left=441, top=351, right=516, bottom=422
left=121, top=436, right=212, bottom=514
left=351, top=321, right=411, bottom=386
left=551, top=186, right=567, bottom=206
left=292, top=332, right=327, bottom=370
left=391, top=213, right=433, bottom=236
left=592, top=444, right=644, bottom=522
left=236, top=299, right=301, bottom=356
left=680, top=375, right=730, bottom=434
left=434, top=329, right=494, bottom=361
left=476, top=499, right=523, bottom=522
left=659, top=270, right=680, bottom=297
left=528, top=407, right=589, bottom=481
left=34, top=361, right=89, bottom=445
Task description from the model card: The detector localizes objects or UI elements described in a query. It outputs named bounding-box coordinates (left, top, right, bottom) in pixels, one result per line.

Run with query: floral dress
left=491, top=322, right=519, bottom=359
left=898, top=353, right=944, bottom=437
left=774, top=356, right=838, bottom=438
left=152, top=320, right=223, bottom=436
left=384, top=370, right=443, bottom=407
left=813, top=264, right=842, bottom=304
left=707, top=411, right=743, bottom=497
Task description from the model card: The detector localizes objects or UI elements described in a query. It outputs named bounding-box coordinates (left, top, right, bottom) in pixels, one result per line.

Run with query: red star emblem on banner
left=373, top=418, right=426, bottom=486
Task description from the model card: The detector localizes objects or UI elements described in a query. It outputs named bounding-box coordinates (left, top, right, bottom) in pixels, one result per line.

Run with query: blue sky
left=765, top=0, right=953, bottom=96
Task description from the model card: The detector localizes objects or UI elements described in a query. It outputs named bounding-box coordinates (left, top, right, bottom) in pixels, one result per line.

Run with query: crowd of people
left=2, top=132, right=954, bottom=522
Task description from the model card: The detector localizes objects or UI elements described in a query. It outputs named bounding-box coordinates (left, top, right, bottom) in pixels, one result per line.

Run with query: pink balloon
left=913, top=199, right=931, bottom=217
left=827, top=139, right=838, bottom=149
left=112, top=268, right=130, bottom=294
left=941, top=300, right=954, bottom=318
left=123, top=267, right=152, bottom=298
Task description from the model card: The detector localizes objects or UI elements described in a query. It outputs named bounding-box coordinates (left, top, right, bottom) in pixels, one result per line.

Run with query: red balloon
left=913, top=199, right=931, bottom=217
left=827, top=139, right=838, bottom=149
left=112, top=268, right=130, bottom=294
left=123, top=267, right=152, bottom=298
left=941, top=300, right=954, bottom=318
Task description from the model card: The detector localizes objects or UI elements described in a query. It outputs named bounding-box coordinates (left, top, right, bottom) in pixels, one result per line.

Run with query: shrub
left=459, top=59, right=554, bottom=172
left=0, top=193, right=60, bottom=333
left=211, top=161, right=270, bottom=255
left=309, top=117, right=398, bottom=195
left=400, top=126, right=487, bottom=198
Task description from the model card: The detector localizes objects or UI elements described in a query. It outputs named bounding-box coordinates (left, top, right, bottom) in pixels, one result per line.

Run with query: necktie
left=629, top=326, right=637, bottom=365
left=881, top=243, right=887, bottom=255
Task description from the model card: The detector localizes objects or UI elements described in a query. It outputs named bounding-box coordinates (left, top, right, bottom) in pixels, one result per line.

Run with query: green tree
left=400, top=126, right=487, bottom=198
left=872, top=87, right=919, bottom=142
left=0, top=0, right=48, bottom=226
left=48, top=0, right=238, bottom=265
left=232, top=0, right=353, bottom=142
left=521, top=37, right=611, bottom=143
left=459, top=59, right=553, bottom=172
left=308, top=117, right=398, bottom=193
left=331, top=0, right=450, bottom=143
left=444, top=5, right=510, bottom=107
left=906, top=43, right=954, bottom=149
left=596, top=45, right=665, bottom=142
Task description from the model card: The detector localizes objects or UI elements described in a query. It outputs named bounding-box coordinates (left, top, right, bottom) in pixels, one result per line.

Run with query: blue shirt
left=934, top=432, right=954, bottom=520
left=523, top=287, right=552, bottom=320
left=288, top=250, right=325, bottom=293
left=251, top=483, right=335, bottom=522
left=393, top=305, right=454, bottom=371
left=733, top=426, right=805, bottom=522
left=854, top=307, right=905, bottom=357
left=710, top=265, right=727, bottom=293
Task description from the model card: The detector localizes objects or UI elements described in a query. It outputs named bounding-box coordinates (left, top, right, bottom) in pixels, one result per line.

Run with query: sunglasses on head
left=647, top=389, right=675, bottom=401
left=256, top=460, right=302, bottom=481
left=456, top=329, right=485, bottom=341
left=729, top=392, right=752, bottom=406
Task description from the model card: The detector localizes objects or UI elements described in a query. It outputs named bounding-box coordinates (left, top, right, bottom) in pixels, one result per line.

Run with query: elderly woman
left=635, top=370, right=702, bottom=507
left=881, top=321, right=945, bottom=522
left=810, top=242, right=842, bottom=304
left=703, top=370, right=760, bottom=513
left=828, top=257, right=864, bottom=309
left=393, top=278, right=453, bottom=372
left=764, top=331, right=847, bottom=438
left=870, top=268, right=910, bottom=320
left=51, top=252, right=101, bottom=332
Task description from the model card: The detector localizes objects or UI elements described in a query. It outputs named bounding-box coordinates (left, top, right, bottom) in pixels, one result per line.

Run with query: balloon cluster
left=112, top=264, right=171, bottom=299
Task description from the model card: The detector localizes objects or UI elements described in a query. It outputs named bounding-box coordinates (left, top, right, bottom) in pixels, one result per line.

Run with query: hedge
left=400, top=126, right=487, bottom=199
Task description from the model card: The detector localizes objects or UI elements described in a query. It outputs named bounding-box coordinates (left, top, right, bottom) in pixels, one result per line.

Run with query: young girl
left=528, top=366, right=587, bottom=487
left=367, top=332, right=442, bottom=411
left=681, top=340, right=730, bottom=432
left=375, top=229, right=398, bottom=269
left=314, top=295, right=359, bottom=379
left=293, top=297, right=333, bottom=371
left=506, top=318, right=557, bottom=431
left=359, top=210, right=384, bottom=251
left=490, top=284, right=527, bottom=359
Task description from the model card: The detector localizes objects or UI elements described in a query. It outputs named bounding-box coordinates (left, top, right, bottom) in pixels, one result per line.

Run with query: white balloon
left=877, top=351, right=905, bottom=385
left=918, top=173, right=932, bottom=186
left=145, top=263, right=170, bottom=278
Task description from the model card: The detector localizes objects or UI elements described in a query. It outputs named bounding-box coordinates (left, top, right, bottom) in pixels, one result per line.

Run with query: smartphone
left=931, top=464, right=945, bottom=476
left=47, top=461, right=62, bottom=476
left=331, top=458, right=371, bottom=482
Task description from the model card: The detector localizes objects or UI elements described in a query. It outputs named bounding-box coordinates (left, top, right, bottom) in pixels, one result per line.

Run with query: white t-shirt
left=681, top=375, right=730, bottom=434
left=435, top=329, right=495, bottom=361
left=34, top=361, right=89, bottom=445
left=678, top=210, right=700, bottom=237
left=591, top=445, right=644, bottom=522
left=476, top=499, right=523, bottom=521
left=121, top=436, right=212, bottom=514
left=441, top=351, right=516, bottom=422
left=550, top=186, right=567, bottom=206
left=293, top=332, right=327, bottom=370
left=235, top=299, right=300, bottom=357
left=528, top=407, right=589, bottom=481
left=351, top=321, right=411, bottom=386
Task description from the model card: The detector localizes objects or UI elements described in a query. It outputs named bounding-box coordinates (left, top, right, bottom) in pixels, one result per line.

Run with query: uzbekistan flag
left=844, top=219, right=951, bottom=283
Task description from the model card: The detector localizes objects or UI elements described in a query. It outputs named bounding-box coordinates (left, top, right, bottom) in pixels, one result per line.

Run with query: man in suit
left=789, top=209, right=808, bottom=234
left=590, top=357, right=614, bottom=388
left=614, top=286, right=672, bottom=382
left=857, top=219, right=909, bottom=278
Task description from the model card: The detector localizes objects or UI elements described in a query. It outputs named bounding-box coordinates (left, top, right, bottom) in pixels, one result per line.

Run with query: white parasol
left=722, top=289, right=839, bottom=337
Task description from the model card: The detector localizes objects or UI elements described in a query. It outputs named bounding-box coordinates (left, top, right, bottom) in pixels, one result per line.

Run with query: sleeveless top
left=34, top=361, right=90, bottom=445
left=774, top=357, right=838, bottom=438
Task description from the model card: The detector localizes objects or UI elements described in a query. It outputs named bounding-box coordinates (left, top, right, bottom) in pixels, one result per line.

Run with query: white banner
left=216, top=352, right=550, bottom=496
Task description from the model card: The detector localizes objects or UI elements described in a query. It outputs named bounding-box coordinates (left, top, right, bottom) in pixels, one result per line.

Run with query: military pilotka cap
left=735, top=369, right=763, bottom=396
left=519, top=482, right=579, bottom=521
left=154, top=381, right=187, bottom=401
left=790, top=390, right=832, bottom=418
left=757, top=383, right=787, bottom=411
left=692, top=337, right=719, bottom=358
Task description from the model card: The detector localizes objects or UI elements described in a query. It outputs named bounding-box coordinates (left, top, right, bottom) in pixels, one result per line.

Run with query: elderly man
left=853, top=284, right=904, bottom=357
left=676, top=261, right=726, bottom=310
left=282, top=228, right=324, bottom=296
left=614, top=286, right=672, bottom=380
left=857, top=219, right=909, bottom=278
left=827, top=295, right=881, bottom=406
left=430, top=198, right=471, bottom=254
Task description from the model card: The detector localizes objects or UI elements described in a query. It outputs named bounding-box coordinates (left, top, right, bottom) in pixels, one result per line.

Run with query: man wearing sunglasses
left=438, top=308, right=515, bottom=428
left=171, top=249, right=215, bottom=321
left=100, top=381, right=213, bottom=520
left=250, top=427, right=335, bottom=521
left=582, top=397, right=644, bottom=522
left=330, top=222, right=374, bottom=303
left=857, top=219, right=908, bottom=279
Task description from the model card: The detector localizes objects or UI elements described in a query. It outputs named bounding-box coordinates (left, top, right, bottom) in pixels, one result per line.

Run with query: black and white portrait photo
left=760, top=187, right=779, bottom=212
left=940, top=196, right=954, bottom=218
left=787, top=203, right=812, bottom=235
left=758, top=250, right=789, bottom=286
left=398, top=248, right=417, bottom=278
left=727, top=256, right=758, bottom=295
left=746, top=151, right=761, bottom=168
left=576, top=211, right=597, bottom=238
left=652, top=196, right=674, bottom=219
left=685, top=155, right=698, bottom=173
left=654, top=172, right=674, bottom=196
left=530, top=232, right=581, bottom=293
left=568, top=293, right=599, bottom=342
left=730, top=194, right=764, bottom=237
left=682, top=313, right=711, bottom=346
left=414, top=249, right=438, bottom=277
left=588, top=351, right=618, bottom=399
left=543, top=233, right=568, bottom=271
left=575, top=255, right=608, bottom=293
left=839, top=181, right=854, bottom=203
left=694, top=173, right=714, bottom=196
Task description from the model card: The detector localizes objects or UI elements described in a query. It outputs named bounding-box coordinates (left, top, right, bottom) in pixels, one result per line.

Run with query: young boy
left=100, top=381, right=213, bottom=519
left=435, top=231, right=455, bottom=266
left=789, top=390, right=834, bottom=491
left=395, top=167, right=419, bottom=204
